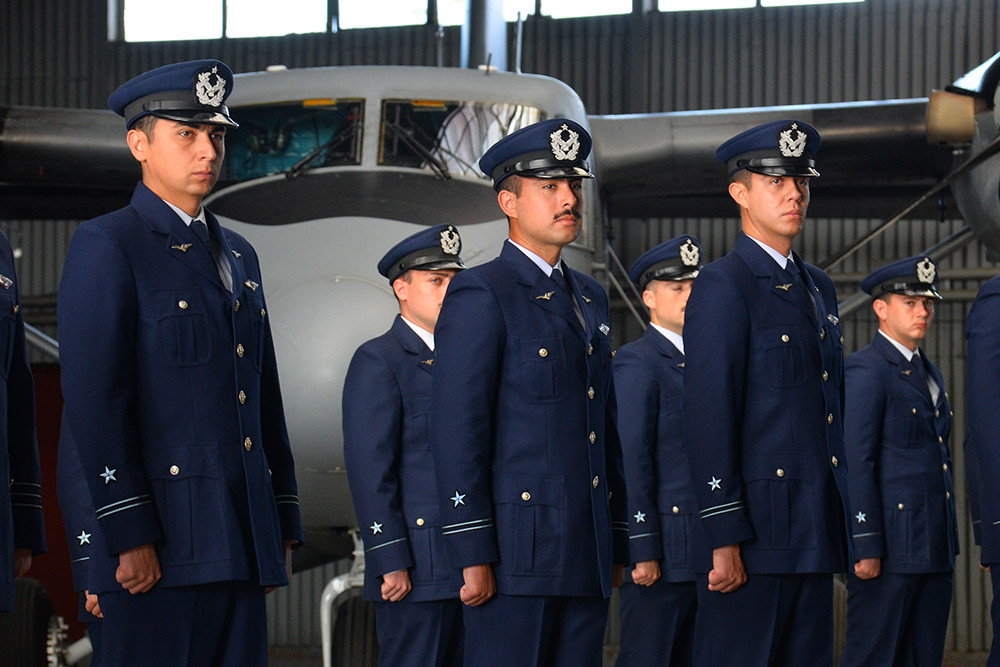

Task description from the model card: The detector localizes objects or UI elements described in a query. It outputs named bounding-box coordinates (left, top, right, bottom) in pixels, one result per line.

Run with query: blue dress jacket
left=614, top=326, right=700, bottom=581
left=0, top=230, right=44, bottom=612
left=844, top=333, right=956, bottom=573
left=343, top=315, right=459, bottom=602
left=683, top=233, right=850, bottom=574
left=58, top=183, right=303, bottom=592
left=430, top=242, right=629, bottom=598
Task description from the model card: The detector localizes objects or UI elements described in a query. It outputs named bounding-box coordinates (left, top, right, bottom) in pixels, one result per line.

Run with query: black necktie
left=551, top=266, right=571, bottom=297
left=911, top=353, right=929, bottom=386
left=192, top=219, right=211, bottom=249
left=785, top=259, right=817, bottom=318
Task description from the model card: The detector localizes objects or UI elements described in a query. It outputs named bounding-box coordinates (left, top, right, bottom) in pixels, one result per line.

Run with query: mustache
left=554, top=208, right=581, bottom=222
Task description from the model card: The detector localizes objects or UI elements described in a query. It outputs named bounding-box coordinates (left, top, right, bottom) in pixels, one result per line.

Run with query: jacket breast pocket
left=406, top=395, right=431, bottom=450
left=762, top=325, right=807, bottom=387
left=154, top=290, right=213, bottom=367
left=0, top=295, right=14, bottom=379
left=146, top=443, right=230, bottom=564
left=495, top=474, right=565, bottom=575
left=517, top=337, right=567, bottom=403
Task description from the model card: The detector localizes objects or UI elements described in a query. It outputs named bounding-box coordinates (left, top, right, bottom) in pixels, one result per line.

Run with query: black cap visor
left=639, top=260, right=701, bottom=288
left=872, top=280, right=943, bottom=300
left=728, top=154, right=819, bottom=178
left=124, top=91, right=238, bottom=128
left=387, top=249, right=466, bottom=283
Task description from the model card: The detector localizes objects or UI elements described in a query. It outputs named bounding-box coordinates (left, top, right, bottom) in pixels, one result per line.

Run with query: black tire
left=0, top=577, right=54, bottom=667
left=330, top=594, right=379, bottom=667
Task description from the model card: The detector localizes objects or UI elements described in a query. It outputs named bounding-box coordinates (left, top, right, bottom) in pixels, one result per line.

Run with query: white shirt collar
left=401, top=316, right=435, bottom=352
left=878, top=329, right=918, bottom=361
left=507, top=239, right=563, bottom=277
left=747, top=234, right=793, bottom=270
left=163, top=200, right=205, bottom=227
left=649, top=322, right=684, bottom=355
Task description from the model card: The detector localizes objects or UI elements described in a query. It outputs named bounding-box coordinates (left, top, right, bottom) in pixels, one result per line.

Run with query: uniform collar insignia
left=231, top=249, right=241, bottom=258
left=827, top=313, right=839, bottom=325
left=599, top=323, right=610, bottom=336
left=775, top=283, right=793, bottom=291
left=0, top=274, right=11, bottom=289
left=550, top=123, right=581, bottom=161
left=244, top=279, right=259, bottom=292
left=420, top=359, right=434, bottom=366
left=677, top=362, right=685, bottom=368
left=901, top=369, right=913, bottom=376
left=582, top=295, right=592, bottom=304
left=195, top=65, right=226, bottom=107
left=171, top=243, right=194, bottom=252
left=536, top=291, right=555, bottom=300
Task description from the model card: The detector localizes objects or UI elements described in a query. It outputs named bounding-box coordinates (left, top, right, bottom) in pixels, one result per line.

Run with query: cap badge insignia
left=440, top=226, right=460, bottom=255
left=550, top=123, right=580, bottom=161
left=0, top=275, right=11, bottom=289
left=778, top=122, right=807, bottom=158
left=680, top=239, right=700, bottom=267
left=195, top=66, right=226, bottom=107
left=916, top=257, right=936, bottom=284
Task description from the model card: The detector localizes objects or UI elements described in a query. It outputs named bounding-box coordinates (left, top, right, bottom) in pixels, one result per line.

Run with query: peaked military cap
left=479, top=118, right=595, bottom=191
left=716, top=119, right=821, bottom=178
left=861, top=255, right=942, bottom=300
left=378, top=224, right=466, bottom=284
left=628, top=236, right=703, bottom=289
left=109, top=59, right=238, bottom=129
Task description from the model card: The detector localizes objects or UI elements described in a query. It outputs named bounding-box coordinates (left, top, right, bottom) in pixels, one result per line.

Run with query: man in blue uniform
left=343, top=224, right=466, bottom=666
left=430, top=118, right=629, bottom=666
left=683, top=120, right=850, bottom=665
left=58, top=60, right=302, bottom=666
left=965, top=267, right=1000, bottom=666
left=614, top=236, right=703, bottom=667
left=0, top=229, right=44, bottom=614
left=840, top=256, right=956, bottom=666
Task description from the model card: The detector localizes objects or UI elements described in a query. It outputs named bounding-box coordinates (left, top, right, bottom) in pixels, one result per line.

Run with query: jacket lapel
left=735, top=234, right=815, bottom=320
left=873, top=334, right=932, bottom=403
left=391, top=315, right=435, bottom=373
left=646, top=326, right=686, bottom=374
left=501, top=243, right=587, bottom=340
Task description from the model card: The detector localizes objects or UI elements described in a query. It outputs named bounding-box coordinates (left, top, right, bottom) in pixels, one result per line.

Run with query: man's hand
left=460, top=564, right=496, bottom=607
left=630, top=560, right=660, bottom=587
left=381, top=569, right=413, bottom=602
left=854, top=557, right=881, bottom=580
left=84, top=590, right=103, bottom=619
left=13, top=548, right=31, bottom=578
left=708, top=543, right=747, bottom=593
left=116, top=543, right=161, bottom=594
left=613, top=564, right=625, bottom=588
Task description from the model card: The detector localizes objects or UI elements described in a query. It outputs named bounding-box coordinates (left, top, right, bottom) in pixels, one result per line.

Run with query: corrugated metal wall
left=4, top=0, right=1000, bottom=656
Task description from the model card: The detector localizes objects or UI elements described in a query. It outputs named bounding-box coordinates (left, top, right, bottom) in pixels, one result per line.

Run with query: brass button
left=819, top=329, right=826, bottom=340
left=831, top=456, right=839, bottom=467
left=946, top=492, right=951, bottom=500
left=840, top=336, right=845, bottom=345
left=943, top=464, right=948, bottom=471
left=612, top=349, right=616, bottom=358
left=260, top=308, right=266, bottom=318
left=521, top=491, right=531, bottom=502
left=781, top=334, right=790, bottom=343
left=822, top=371, right=829, bottom=382
left=592, top=476, right=600, bottom=489
left=588, top=344, right=593, bottom=355
left=776, top=469, right=785, bottom=477
left=13, top=304, right=19, bottom=314
left=935, top=410, right=940, bottom=418
left=237, top=344, right=245, bottom=358
left=945, top=392, right=949, bottom=400
left=416, top=518, right=425, bottom=526
left=539, top=348, right=548, bottom=358
left=178, top=300, right=189, bottom=309
left=588, top=387, right=595, bottom=399
left=898, top=503, right=905, bottom=510
left=912, top=408, right=918, bottom=415
left=234, top=299, right=240, bottom=311
left=238, top=390, right=246, bottom=404
left=169, top=465, right=179, bottom=476
left=950, top=410, right=954, bottom=417
left=672, top=506, right=679, bottom=514
left=827, top=413, right=834, bottom=425
left=589, top=431, right=596, bottom=444
left=244, top=437, right=252, bottom=451
left=938, top=436, right=943, bottom=443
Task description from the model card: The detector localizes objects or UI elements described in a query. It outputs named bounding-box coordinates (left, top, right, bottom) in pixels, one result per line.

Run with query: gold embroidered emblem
left=171, top=244, right=194, bottom=252
left=536, top=291, right=555, bottom=301
left=775, top=284, right=793, bottom=291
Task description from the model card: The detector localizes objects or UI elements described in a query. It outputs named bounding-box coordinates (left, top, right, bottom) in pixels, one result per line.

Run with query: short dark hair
left=498, top=174, right=523, bottom=196
left=132, top=115, right=158, bottom=141
left=730, top=169, right=752, bottom=187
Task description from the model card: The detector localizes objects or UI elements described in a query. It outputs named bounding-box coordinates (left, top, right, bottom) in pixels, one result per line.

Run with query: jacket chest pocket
left=154, top=290, right=213, bottom=367
left=517, top=337, right=567, bottom=402
left=0, top=295, right=14, bottom=379
left=761, top=325, right=807, bottom=387
left=406, top=395, right=430, bottom=450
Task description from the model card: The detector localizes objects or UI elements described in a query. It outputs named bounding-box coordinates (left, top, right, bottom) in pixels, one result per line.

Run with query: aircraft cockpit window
left=222, top=99, right=364, bottom=183
left=379, top=100, right=545, bottom=179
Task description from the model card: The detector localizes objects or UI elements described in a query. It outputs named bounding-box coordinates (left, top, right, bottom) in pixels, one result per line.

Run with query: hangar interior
left=3, top=0, right=999, bottom=661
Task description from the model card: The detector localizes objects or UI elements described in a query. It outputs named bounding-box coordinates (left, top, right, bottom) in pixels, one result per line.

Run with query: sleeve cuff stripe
left=96, top=494, right=151, bottom=515
left=10, top=482, right=41, bottom=489
left=11, top=502, right=43, bottom=509
left=701, top=505, right=743, bottom=519
left=367, top=537, right=407, bottom=552
left=853, top=531, right=882, bottom=538
left=96, top=499, right=152, bottom=519
left=442, top=524, right=493, bottom=536
left=628, top=532, right=659, bottom=540
left=274, top=495, right=299, bottom=501
left=276, top=500, right=299, bottom=505
left=442, top=519, right=492, bottom=530
left=71, top=557, right=90, bottom=563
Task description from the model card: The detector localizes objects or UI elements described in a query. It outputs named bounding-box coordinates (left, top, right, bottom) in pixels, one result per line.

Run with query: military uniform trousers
left=615, top=576, right=695, bottom=667
left=693, top=573, right=833, bottom=667
left=373, top=598, right=463, bottom=667
left=97, top=580, right=266, bottom=667
left=841, top=571, right=952, bottom=667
